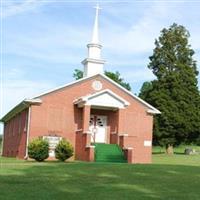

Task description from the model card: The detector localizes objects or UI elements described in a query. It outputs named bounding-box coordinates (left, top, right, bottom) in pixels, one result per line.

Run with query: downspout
left=24, top=106, right=31, bottom=159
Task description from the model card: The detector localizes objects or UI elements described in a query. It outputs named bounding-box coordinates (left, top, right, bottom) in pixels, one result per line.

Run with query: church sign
left=43, top=136, right=62, bottom=157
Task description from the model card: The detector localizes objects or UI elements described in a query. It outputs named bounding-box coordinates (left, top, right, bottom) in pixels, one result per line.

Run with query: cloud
left=4, top=1, right=200, bottom=65
left=101, top=2, right=183, bottom=54
left=122, top=68, right=155, bottom=83
left=4, top=16, right=90, bottom=65
left=1, top=68, right=56, bottom=117
left=2, top=0, right=47, bottom=18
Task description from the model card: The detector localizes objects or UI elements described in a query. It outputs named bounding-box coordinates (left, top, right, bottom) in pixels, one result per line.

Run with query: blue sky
left=1, top=0, right=200, bottom=132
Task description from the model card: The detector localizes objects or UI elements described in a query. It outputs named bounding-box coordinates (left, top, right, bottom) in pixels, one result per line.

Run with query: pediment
left=74, top=89, right=130, bottom=109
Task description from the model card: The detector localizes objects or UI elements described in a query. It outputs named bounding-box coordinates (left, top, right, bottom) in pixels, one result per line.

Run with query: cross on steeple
left=91, top=3, right=102, bottom=44
left=94, top=4, right=102, bottom=11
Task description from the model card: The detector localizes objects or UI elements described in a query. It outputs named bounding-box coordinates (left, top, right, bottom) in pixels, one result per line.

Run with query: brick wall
left=2, top=109, right=28, bottom=158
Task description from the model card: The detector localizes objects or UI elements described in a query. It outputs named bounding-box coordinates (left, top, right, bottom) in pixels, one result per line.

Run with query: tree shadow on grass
left=0, top=162, right=200, bottom=200
left=152, top=152, right=165, bottom=155
left=153, top=152, right=185, bottom=155
left=174, top=152, right=185, bottom=155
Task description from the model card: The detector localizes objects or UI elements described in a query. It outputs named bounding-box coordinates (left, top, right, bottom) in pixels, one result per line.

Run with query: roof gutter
left=0, top=98, right=42, bottom=123
left=147, top=109, right=161, bottom=115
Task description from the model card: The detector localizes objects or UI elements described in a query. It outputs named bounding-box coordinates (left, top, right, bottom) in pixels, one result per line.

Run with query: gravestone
left=184, top=148, right=195, bottom=155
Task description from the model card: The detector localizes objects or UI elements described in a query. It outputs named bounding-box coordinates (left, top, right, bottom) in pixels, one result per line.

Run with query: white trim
left=144, top=140, right=152, bottom=147
left=75, top=129, right=83, bottom=133
left=29, top=74, right=160, bottom=114
left=86, top=145, right=95, bottom=148
left=83, top=131, right=92, bottom=135
left=87, top=43, right=102, bottom=48
left=81, top=58, right=106, bottom=65
left=24, top=98, right=42, bottom=104
left=119, top=134, right=128, bottom=137
left=24, top=106, right=31, bottom=159
left=123, top=147, right=133, bottom=150
left=74, top=89, right=130, bottom=109
left=147, top=109, right=160, bottom=114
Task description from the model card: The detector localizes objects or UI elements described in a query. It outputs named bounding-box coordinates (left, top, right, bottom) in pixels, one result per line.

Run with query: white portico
left=74, top=89, right=130, bottom=110
left=74, top=89, right=130, bottom=143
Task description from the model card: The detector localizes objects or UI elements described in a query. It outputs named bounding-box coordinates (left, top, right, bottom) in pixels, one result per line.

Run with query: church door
left=89, top=115, right=107, bottom=143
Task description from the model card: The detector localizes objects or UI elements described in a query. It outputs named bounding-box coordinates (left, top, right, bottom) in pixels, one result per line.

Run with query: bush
left=28, top=137, right=49, bottom=162
left=55, top=139, right=73, bottom=161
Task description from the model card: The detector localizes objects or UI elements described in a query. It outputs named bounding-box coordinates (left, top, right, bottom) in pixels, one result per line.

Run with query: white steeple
left=82, top=4, right=105, bottom=77
left=91, top=4, right=100, bottom=44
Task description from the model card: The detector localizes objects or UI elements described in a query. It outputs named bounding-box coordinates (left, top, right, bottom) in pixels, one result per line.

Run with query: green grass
left=153, top=145, right=200, bottom=154
left=0, top=148, right=200, bottom=200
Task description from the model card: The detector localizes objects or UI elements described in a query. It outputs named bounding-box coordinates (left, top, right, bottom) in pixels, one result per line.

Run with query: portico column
left=82, top=105, right=92, bottom=147
left=83, top=105, right=91, bottom=133
left=117, top=108, right=126, bottom=147
left=117, top=108, right=125, bottom=135
left=82, top=105, right=94, bottom=161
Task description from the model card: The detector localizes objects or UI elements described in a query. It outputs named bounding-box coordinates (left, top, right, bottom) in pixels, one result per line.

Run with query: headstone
left=184, top=148, right=195, bottom=155
left=166, top=145, right=174, bottom=154
left=43, top=136, right=62, bottom=157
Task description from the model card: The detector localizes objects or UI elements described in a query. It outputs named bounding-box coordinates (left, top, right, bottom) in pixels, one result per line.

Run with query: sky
left=1, top=0, right=200, bottom=133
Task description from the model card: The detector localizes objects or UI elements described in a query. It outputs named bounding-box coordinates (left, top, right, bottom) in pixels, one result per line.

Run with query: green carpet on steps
left=94, top=143, right=127, bottom=163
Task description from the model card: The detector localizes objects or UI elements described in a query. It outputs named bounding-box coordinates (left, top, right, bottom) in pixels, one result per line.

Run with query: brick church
left=1, top=5, right=160, bottom=163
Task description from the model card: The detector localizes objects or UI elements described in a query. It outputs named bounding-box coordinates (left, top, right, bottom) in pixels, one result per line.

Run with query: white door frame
left=89, top=114, right=107, bottom=143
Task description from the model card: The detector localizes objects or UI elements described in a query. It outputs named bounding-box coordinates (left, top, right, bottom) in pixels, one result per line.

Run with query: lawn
left=0, top=149, right=200, bottom=200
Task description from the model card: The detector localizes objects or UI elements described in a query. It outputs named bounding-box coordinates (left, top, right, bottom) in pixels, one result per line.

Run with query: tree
left=73, top=69, right=83, bottom=80
left=73, top=69, right=131, bottom=91
left=140, top=23, right=200, bottom=153
left=139, top=81, right=153, bottom=100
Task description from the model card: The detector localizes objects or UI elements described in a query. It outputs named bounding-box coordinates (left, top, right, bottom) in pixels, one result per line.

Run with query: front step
left=94, top=143, right=127, bottom=163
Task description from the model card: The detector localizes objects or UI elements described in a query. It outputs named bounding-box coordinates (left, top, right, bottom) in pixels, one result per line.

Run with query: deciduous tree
left=73, top=69, right=131, bottom=91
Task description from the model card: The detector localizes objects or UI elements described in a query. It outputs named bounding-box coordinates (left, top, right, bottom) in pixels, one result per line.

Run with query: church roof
left=0, top=99, right=42, bottom=122
left=0, top=73, right=160, bottom=122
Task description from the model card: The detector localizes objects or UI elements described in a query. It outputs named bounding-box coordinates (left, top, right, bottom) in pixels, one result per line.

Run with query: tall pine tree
left=140, top=23, right=200, bottom=152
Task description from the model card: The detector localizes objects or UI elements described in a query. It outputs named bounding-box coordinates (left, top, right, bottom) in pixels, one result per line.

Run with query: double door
left=89, top=115, right=107, bottom=143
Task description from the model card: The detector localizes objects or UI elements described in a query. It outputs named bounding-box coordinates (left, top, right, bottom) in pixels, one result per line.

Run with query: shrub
left=28, top=137, right=49, bottom=162
left=55, top=139, right=73, bottom=161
